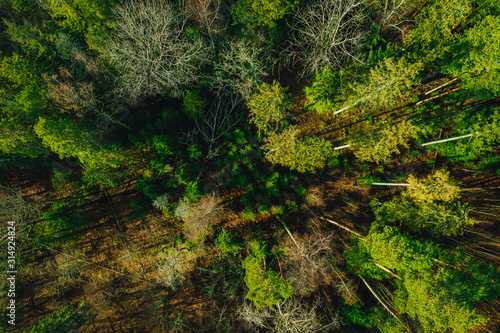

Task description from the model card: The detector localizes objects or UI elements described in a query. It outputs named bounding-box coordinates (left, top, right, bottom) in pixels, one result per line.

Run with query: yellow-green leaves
left=248, top=81, right=291, bottom=135
left=405, top=0, right=473, bottom=62
left=242, top=245, right=294, bottom=310
left=405, top=170, right=461, bottom=203
left=263, top=126, right=334, bottom=172
left=335, top=58, right=422, bottom=115
left=349, top=121, right=414, bottom=163
left=352, top=57, right=422, bottom=110
left=373, top=197, right=477, bottom=237
left=231, top=0, right=299, bottom=29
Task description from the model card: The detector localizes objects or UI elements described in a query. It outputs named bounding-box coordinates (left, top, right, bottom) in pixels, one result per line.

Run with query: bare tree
left=238, top=297, right=341, bottom=333
left=284, top=0, right=368, bottom=76
left=175, top=194, right=226, bottom=240
left=185, top=0, right=226, bottom=53
left=194, top=93, right=241, bottom=158
left=0, top=185, right=40, bottom=223
left=375, top=0, right=414, bottom=38
left=212, top=37, right=269, bottom=100
left=281, top=232, right=341, bottom=297
left=106, top=0, right=210, bottom=98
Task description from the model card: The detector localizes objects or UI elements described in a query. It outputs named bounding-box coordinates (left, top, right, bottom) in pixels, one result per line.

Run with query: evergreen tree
left=433, top=108, right=500, bottom=162
left=394, top=273, right=488, bottom=333
left=346, top=224, right=497, bottom=333
left=0, top=53, right=48, bottom=157
left=28, top=302, right=92, bottom=333
left=405, top=0, right=473, bottom=62
left=443, top=14, right=500, bottom=99
left=34, top=117, right=126, bottom=187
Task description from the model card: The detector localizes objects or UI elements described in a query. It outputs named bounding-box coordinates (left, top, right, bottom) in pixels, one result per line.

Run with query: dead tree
left=283, top=0, right=368, bottom=76
left=106, top=0, right=210, bottom=98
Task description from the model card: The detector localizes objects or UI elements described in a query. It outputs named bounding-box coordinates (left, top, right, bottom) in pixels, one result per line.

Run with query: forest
left=0, top=0, right=499, bottom=332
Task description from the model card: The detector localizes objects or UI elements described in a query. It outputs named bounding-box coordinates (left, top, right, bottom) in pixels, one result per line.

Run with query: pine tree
left=444, top=15, right=500, bottom=99
left=0, top=53, right=48, bottom=157
left=34, top=117, right=126, bottom=187
left=405, top=0, right=473, bottom=62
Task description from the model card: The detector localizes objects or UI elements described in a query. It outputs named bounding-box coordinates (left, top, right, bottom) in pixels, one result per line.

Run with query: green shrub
left=215, top=228, right=242, bottom=254
left=293, top=184, right=307, bottom=196
left=242, top=243, right=294, bottom=309
left=304, top=66, right=342, bottom=114
left=242, top=209, right=255, bottom=220
left=231, top=0, right=299, bottom=29
left=182, top=90, right=207, bottom=118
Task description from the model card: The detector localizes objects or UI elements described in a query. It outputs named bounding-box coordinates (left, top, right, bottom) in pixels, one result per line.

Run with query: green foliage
left=345, top=224, right=439, bottom=279
left=248, top=81, right=291, bottom=135
left=357, top=174, right=382, bottom=186
left=41, top=0, right=114, bottom=48
left=373, top=197, right=477, bottom=236
left=394, top=274, right=488, bottom=333
left=28, top=302, right=91, bottom=333
left=11, top=0, right=38, bottom=16
left=3, top=20, right=53, bottom=60
left=432, top=108, right=500, bottom=162
left=182, top=90, right=207, bottom=118
left=349, top=121, right=414, bottom=163
left=365, top=23, right=399, bottom=67
left=263, top=126, right=334, bottom=172
left=151, top=135, right=175, bottom=159
left=405, top=170, right=461, bottom=203
left=242, top=209, right=255, bottom=220
left=242, top=249, right=294, bottom=309
left=406, top=0, right=473, bottom=62
left=346, top=224, right=496, bottom=333
left=478, top=154, right=500, bottom=175
left=339, top=301, right=406, bottom=332
left=187, top=144, right=203, bottom=160
left=215, top=228, right=242, bottom=254
left=34, top=117, right=126, bottom=188
left=304, top=66, right=342, bottom=114
left=201, top=251, right=245, bottom=298
left=340, top=57, right=422, bottom=114
left=0, top=53, right=48, bottom=157
left=34, top=117, right=123, bottom=168
left=231, top=0, right=299, bottom=29
left=443, top=15, right=500, bottom=99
